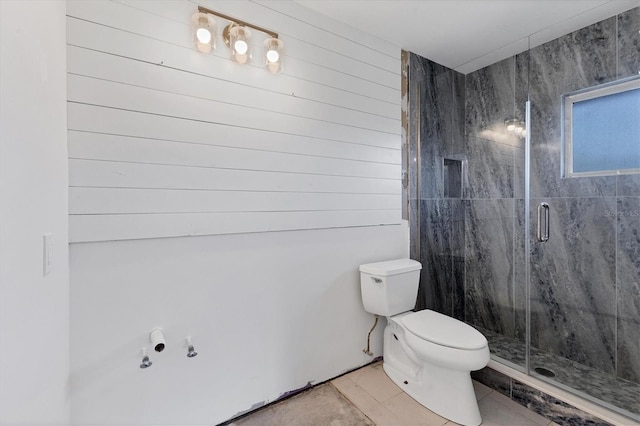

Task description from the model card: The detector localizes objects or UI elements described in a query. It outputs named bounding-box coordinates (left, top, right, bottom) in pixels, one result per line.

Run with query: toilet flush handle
left=371, top=277, right=382, bottom=284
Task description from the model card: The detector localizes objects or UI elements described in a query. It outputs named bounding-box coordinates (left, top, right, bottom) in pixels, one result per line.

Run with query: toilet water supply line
left=362, top=315, right=379, bottom=356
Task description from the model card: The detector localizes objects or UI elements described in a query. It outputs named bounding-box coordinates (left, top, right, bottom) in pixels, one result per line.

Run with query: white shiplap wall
left=67, top=0, right=402, bottom=242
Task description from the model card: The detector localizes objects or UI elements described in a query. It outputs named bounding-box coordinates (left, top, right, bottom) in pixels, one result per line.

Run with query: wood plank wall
left=67, top=0, right=402, bottom=242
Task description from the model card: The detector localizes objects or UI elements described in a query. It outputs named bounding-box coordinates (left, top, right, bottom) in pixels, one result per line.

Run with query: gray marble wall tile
left=451, top=70, right=466, bottom=154
left=465, top=57, right=516, bottom=139
left=513, top=199, right=527, bottom=344
left=417, top=199, right=453, bottom=313
left=409, top=54, right=468, bottom=316
left=528, top=18, right=618, bottom=199
left=529, top=197, right=617, bottom=373
left=465, top=199, right=516, bottom=337
left=452, top=254, right=465, bottom=321
left=617, top=196, right=640, bottom=383
left=617, top=6, right=640, bottom=79
left=413, top=56, right=459, bottom=199
left=513, top=52, right=529, bottom=200
left=409, top=198, right=420, bottom=261
left=418, top=150, right=443, bottom=201
left=465, top=136, right=516, bottom=199
left=618, top=174, right=640, bottom=197
left=416, top=199, right=465, bottom=314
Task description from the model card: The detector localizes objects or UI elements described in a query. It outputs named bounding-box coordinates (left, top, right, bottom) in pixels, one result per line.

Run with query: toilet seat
left=402, top=310, right=487, bottom=350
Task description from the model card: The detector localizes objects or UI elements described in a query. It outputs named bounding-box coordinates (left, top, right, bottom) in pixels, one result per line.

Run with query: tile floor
left=231, top=361, right=560, bottom=425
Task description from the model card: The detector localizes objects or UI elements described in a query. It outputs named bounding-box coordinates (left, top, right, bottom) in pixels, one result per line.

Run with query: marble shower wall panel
left=452, top=72, right=466, bottom=155
left=528, top=18, right=618, bottom=199
left=464, top=199, right=516, bottom=337
left=465, top=57, right=516, bottom=140
left=418, top=59, right=461, bottom=199
left=465, top=136, right=516, bottom=199
left=513, top=52, right=529, bottom=201
left=417, top=200, right=464, bottom=315
left=464, top=58, right=519, bottom=200
left=409, top=199, right=419, bottom=261
left=616, top=196, right=640, bottom=383
left=409, top=53, right=466, bottom=315
left=529, top=197, right=617, bottom=373
left=618, top=175, right=640, bottom=197
left=513, top=199, right=526, bottom=344
left=617, top=7, right=640, bottom=79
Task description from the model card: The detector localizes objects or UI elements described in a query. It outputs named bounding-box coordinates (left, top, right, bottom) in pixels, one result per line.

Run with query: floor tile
left=330, top=377, right=380, bottom=411
left=362, top=403, right=405, bottom=426
left=486, top=391, right=549, bottom=425
left=478, top=394, right=546, bottom=426
left=473, top=380, right=493, bottom=401
left=344, top=362, right=376, bottom=381
left=382, top=392, right=449, bottom=425
left=353, top=363, right=403, bottom=403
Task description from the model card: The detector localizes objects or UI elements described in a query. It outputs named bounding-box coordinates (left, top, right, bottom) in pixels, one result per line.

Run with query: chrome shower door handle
left=537, top=202, right=550, bottom=242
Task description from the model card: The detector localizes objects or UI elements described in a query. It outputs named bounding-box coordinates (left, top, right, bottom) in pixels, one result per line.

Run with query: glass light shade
left=229, top=25, right=251, bottom=64
left=192, top=12, right=216, bottom=53
left=505, top=118, right=518, bottom=133
left=264, top=37, right=284, bottom=74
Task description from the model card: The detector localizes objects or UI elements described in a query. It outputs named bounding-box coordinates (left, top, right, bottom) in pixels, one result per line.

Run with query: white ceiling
left=295, top=0, right=639, bottom=74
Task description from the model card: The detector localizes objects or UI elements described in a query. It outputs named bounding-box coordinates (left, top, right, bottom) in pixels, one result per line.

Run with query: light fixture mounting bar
left=197, top=6, right=278, bottom=39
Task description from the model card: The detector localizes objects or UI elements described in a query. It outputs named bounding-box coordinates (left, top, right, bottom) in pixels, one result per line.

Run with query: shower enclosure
left=405, top=6, right=639, bottom=421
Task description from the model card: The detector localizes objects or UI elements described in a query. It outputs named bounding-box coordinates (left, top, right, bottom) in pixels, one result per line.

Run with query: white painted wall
left=0, top=1, right=70, bottom=425
left=70, top=226, right=407, bottom=425
left=68, top=0, right=407, bottom=424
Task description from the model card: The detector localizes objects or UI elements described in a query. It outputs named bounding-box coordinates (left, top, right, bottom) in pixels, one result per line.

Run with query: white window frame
left=562, top=75, right=640, bottom=178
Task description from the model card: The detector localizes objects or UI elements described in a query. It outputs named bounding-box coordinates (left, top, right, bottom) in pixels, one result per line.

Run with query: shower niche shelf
left=443, top=158, right=463, bottom=199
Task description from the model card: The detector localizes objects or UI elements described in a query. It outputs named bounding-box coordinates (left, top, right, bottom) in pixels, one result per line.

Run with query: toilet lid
left=402, top=310, right=487, bottom=350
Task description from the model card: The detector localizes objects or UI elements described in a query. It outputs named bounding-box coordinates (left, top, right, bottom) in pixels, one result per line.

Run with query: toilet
left=360, top=258, right=489, bottom=426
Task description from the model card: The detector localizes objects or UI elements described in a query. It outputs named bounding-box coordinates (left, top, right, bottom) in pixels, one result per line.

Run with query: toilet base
left=383, top=361, right=482, bottom=426
left=382, top=322, right=483, bottom=426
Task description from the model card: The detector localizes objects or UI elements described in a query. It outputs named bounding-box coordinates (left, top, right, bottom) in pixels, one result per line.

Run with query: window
left=562, top=76, right=640, bottom=178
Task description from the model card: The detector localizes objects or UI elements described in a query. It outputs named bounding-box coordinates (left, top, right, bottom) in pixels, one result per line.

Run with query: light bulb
left=266, top=49, right=279, bottom=63
left=507, top=123, right=516, bottom=132
left=196, top=28, right=212, bottom=44
left=234, top=39, right=248, bottom=55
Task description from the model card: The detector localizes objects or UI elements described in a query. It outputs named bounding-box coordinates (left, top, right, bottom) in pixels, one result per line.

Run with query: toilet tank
left=359, top=259, right=422, bottom=316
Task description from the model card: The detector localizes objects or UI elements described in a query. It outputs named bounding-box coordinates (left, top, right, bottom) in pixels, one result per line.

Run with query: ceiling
left=295, top=0, right=639, bottom=74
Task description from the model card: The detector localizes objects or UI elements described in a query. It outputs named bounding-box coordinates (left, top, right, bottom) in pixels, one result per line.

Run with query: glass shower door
left=524, top=16, right=640, bottom=418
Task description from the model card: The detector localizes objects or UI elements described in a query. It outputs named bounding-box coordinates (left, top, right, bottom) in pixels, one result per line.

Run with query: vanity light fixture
left=505, top=118, right=526, bottom=138
left=193, top=5, right=282, bottom=73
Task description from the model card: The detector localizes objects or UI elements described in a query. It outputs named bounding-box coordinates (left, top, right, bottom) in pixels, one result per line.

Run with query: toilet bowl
left=360, top=259, right=489, bottom=426
left=383, top=311, right=489, bottom=426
